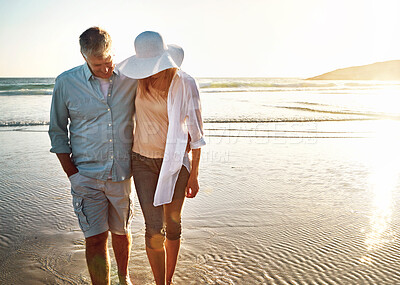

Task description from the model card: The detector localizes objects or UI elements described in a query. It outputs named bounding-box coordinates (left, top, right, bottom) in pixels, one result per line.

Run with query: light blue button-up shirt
left=49, top=63, right=137, bottom=181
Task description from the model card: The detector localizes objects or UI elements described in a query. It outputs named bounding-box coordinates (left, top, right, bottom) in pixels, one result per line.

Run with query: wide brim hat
left=117, top=31, right=184, bottom=79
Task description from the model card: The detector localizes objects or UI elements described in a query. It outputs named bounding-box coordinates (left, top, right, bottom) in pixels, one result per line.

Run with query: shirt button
left=110, top=155, right=114, bottom=159
left=108, top=123, right=112, bottom=127
left=107, top=108, right=110, bottom=111
left=75, top=202, right=79, bottom=206
left=109, top=139, right=112, bottom=142
left=108, top=94, right=111, bottom=97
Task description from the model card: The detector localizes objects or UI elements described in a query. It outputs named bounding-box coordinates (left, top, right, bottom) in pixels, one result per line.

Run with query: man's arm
left=49, top=78, right=76, bottom=177
left=56, top=153, right=79, bottom=177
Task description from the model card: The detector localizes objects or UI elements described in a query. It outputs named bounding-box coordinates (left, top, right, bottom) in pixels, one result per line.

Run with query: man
left=49, top=27, right=137, bottom=285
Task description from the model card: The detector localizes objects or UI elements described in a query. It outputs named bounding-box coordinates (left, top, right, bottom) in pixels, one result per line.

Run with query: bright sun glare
left=360, top=120, right=400, bottom=263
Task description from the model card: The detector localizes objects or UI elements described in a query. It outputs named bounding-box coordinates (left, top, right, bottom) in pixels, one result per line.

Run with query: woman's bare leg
left=165, top=238, right=180, bottom=284
left=146, top=246, right=166, bottom=284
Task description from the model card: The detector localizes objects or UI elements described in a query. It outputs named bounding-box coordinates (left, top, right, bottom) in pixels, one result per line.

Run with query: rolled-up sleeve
left=186, top=78, right=206, bottom=149
left=48, top=78, right=71, bottom=154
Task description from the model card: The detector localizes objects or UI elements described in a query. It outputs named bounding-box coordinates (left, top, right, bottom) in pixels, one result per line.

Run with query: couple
left=48, top=27, right=205, bottom=285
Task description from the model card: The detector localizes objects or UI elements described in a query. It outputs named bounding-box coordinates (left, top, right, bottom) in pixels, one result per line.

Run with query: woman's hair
left=138, top=68, right=178, bottom=97
left=79, top=27, right=112, bottom=58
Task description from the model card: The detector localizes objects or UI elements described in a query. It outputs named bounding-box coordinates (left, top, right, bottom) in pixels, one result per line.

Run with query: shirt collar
left=83, top=62, right=120, bottom=81
left=83, top=63, right=93, bottom=81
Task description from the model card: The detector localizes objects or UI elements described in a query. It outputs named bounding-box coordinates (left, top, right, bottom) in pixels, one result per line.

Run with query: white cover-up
left=152, top=70, right=206, bottom=206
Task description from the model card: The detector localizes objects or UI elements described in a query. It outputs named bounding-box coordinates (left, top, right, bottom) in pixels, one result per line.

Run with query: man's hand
left=67, top=169, right=79, bottom=178
left=56, top=153, right=79, bottom=177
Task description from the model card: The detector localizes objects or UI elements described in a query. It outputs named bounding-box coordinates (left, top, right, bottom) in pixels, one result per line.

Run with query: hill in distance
left=307, top=60, right=400, bottom=80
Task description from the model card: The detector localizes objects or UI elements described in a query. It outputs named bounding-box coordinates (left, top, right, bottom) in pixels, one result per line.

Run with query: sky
left=0, top=0, right=399, bottom=78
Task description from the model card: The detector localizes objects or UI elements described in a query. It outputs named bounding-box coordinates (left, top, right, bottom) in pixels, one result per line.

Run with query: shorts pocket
left=72, top=196, right=90, bottom=232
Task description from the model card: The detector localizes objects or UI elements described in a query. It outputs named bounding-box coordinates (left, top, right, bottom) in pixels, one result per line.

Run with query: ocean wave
left=0, top=121, right=49, bottom=127
left=344, top=82, right=400, bottom=87
left=0, top=90, right=53, bottom=96
left=0, top=118, right=376, bottom=128
left=1, top=78, right=399, bottom=96
left=199, top=81, right=337, bottom=89
left=0, top=83, right=54, bottom=91
left=205, top=127, right=371, bottom=134
left=197, top=79, right=400, bottom=93
left=203, top=118, right=373, bottom=123
left=0, top=79, right=55, bottom=96
left=275, top=106, right=400, bottom=120
left=206, top=134, right=369, bottom=139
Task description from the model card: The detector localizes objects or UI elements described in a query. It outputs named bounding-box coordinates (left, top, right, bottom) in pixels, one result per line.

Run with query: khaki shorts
left=69, top=172, right=134, bottom=238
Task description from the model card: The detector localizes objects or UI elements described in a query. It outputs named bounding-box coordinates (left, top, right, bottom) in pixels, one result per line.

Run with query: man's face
left=84, top=54, right=114, bottom=79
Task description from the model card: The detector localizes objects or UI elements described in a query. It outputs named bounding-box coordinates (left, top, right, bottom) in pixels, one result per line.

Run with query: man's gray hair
left=79, top=27, right=112, bottom=58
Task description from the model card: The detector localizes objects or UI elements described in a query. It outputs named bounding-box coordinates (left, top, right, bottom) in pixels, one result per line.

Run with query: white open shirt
left=151, top=70, right=206, bottom=206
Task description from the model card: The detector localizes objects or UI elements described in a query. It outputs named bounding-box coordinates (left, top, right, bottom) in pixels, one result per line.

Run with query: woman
left=118, top=31, right=205, bottom=284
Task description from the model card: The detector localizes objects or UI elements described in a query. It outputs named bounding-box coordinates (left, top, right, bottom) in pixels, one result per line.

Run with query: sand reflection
left=365, top=166, right=395, bottom=251
left=361, top=122, right=399, bottom=261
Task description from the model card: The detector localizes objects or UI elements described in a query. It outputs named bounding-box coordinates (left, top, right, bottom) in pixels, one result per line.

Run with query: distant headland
left=307, top=60, right=400, bottom=80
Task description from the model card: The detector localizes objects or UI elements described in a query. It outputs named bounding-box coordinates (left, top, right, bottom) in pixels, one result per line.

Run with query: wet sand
left=1, top=121, right=400, bottom=284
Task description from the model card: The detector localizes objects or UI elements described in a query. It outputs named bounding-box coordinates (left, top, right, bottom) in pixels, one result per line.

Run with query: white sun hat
left=117, top=31, right=184, bottom=79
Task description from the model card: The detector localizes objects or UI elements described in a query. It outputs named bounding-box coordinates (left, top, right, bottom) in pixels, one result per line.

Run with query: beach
left=1, top=78, right=400, bottom=284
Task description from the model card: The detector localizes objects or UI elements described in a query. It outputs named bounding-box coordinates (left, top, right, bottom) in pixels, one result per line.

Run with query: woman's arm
left=185, top=148, right=201, bottom=198
left=185, top=74, right=205, bottom=198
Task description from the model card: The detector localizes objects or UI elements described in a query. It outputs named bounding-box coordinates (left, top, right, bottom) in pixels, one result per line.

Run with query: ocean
left=1, top=77, right=400, bottom=127
left=1, top=77, right=400, bottom=284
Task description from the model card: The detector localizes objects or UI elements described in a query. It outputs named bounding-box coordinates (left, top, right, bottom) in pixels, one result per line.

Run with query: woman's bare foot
left=118, top=274, right=133, bottom=285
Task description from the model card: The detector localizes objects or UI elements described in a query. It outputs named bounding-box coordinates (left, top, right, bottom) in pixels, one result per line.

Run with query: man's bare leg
left=111, top=233, right=132, bottom=285
left=86, top=231, right=110, bottom=285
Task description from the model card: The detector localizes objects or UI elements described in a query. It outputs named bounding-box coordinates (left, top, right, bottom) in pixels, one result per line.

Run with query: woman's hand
left=186, top=134, right=192, bottom=153
left=186, top=148, right=201, bottom=198
left=185, top=175, right=199, bottom=198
